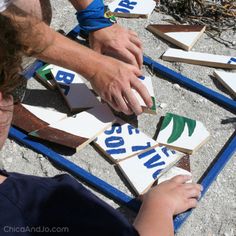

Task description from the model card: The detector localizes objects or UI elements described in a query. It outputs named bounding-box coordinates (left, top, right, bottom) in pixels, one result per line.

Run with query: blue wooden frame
left=8, top=127, right=236, bottom=232
left=9, top=127, right=141, bottom=212
left=16, top=24, right=235, bottom=232
left=143, top=56, right=236, bottom=114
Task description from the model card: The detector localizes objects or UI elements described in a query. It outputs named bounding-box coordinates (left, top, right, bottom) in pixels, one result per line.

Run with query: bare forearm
left=37, top=26, right=103, bottom=80
left=69, top=0, right=93, bottom=11
left=134, top=203, right=174, bottom=236
left=3, top=5, right=103, bottom=80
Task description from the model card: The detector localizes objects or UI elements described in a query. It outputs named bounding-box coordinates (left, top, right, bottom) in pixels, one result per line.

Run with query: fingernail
left=148, top=101, right=153, bottom=108
left=198, top=193, right=202, bottom=200
left=185, top=174, right=192, bottom=179
left=200, top=185, right=204, bottom=191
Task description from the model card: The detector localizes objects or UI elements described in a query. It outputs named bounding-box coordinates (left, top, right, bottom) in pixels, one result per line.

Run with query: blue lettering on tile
left=161, top=146, right=176, bottom=157
left=114, top=0, right=137, bottom=13
left=127, top=125, right=139, bottom=135
left=104, top=123, right=122, bottom=135
left=105, top=136, right=124, bottom=148
left=118, top=0, right=137, bottom=9
left=131, top=142, right=151, bottom=152
left=55, top=70, right=75, bottom=84
left=152, top=169, right=163, bottom=179
left=105, top=136, right=126, bottom=155
left=139, top=76, right=145, bottom=80
left=144, top=153, right=165, bottom=168
left=58, top=84, right=70, bottom=96
left=228, top=57, right=236, bottom=64
left=106, top=148, right=126, bottom=155
left=137, top=147, right=178, bottom=180
left=114, top=8, right=130, bottom=13
left=138, top=148, right=156, bottom=159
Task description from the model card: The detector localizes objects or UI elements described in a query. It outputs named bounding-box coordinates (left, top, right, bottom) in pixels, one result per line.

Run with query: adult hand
left=89, top=55, right=152, bottom=115
left=89, top=24, right=143, bottom=69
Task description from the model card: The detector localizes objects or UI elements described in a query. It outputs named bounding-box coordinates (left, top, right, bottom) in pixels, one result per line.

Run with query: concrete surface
left=1, top=0, right=236, bottom=235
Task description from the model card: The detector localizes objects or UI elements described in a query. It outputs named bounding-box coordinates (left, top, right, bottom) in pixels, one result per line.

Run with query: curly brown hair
left=0, top=13, right=25, bottom=98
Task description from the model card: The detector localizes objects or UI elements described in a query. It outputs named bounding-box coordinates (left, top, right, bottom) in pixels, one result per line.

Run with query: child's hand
left=143, top=175, right=203, bottom=216
left=134, top=175, right=202, bottom=235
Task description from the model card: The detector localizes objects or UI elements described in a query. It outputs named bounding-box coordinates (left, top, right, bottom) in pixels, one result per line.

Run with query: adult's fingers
left=127, top=42, right=143, bottom=69
left=113, top=48, right=139, bottom=68
left=131, top=77, right=153, bottom=108
left=128, top=29, right=138, bottom=37
left=106, top=99, right=120, bottom=113
left=123, top=89, right=142, bottom=115
left=114, top=93, right=133, bottom=115
left=129, top=34, right=143, bottom=50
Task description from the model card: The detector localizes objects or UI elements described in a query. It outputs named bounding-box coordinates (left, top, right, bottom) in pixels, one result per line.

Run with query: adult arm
left=2, top=2, right=152, bottom=115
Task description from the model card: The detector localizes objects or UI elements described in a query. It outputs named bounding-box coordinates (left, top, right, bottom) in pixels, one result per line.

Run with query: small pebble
left=173, top=83, right=181, bottom=90
left=159, top=103, right=168, bottom=109
left=6, top=157, right=13, bottom=163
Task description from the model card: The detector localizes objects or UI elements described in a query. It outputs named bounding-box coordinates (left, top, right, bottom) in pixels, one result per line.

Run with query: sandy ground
left=1, top=0, right=236, bottom=235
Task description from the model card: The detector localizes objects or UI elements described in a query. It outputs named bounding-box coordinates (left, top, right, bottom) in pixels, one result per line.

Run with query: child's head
left=0, top=13, right=24, bottom=149
left=0, top=13, right=25, bottom=98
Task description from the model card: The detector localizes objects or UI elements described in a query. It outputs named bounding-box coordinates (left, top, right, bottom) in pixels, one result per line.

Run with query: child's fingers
left=184, top=183, right=203, bottom=191
left=186, top=198, right=198, bottom=209
left=171, top=175, right=192, bottom=184
left=186, top=187, right=202, bottom=199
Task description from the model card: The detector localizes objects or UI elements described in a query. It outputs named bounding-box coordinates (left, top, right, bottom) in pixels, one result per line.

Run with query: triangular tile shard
left=133, top=76, right=156, bottom=114
left=157, top=155, right=191, bottom=184
left=108, top=0, right=156, bottom=18
left=147, top=24, right=206, bottom=51
left=118, top=145, right=185, bottom=195
left=162, top=48, right=236, bottom=69
left=29, top=104, right=116, bottom=151
left=35, top=64, right=56, bottom=89
left=50, top=65, right=100, bottom=112
left=156, top=113, right=210, bottom=154
left=94, top=117, right=159, bottom=162
left=213, top=70, right=236, bottom=98
left=12, top=103, right=67, bottom=133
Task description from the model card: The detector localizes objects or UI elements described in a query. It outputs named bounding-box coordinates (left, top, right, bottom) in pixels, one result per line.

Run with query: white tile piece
left=147, top=25, right=206, bottom=51
left=213, top=70, right=236, bottom=97
left=22, top=104, right=67, bottom=124
left=118, top=146, right=184, bottom=195
left=166, top=32, right=201, bottom=49
left=94, top=117, right=158, bottom=162
left=157, top=166, right=192, bottom=185
left=162, top=48, right=236, bottom=69
left=156, top=113, right=210, bottom=154
left=49, top=104, right=116, bottom=139
left=133, top=76, right=156, bottom=114
left=108, top=0, right=156, bottom=18
left=50, top=65, right=100, bottom=112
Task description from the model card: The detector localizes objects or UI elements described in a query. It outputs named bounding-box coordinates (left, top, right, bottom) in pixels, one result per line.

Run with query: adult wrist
left=76, top=0, right=116, bottom=36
